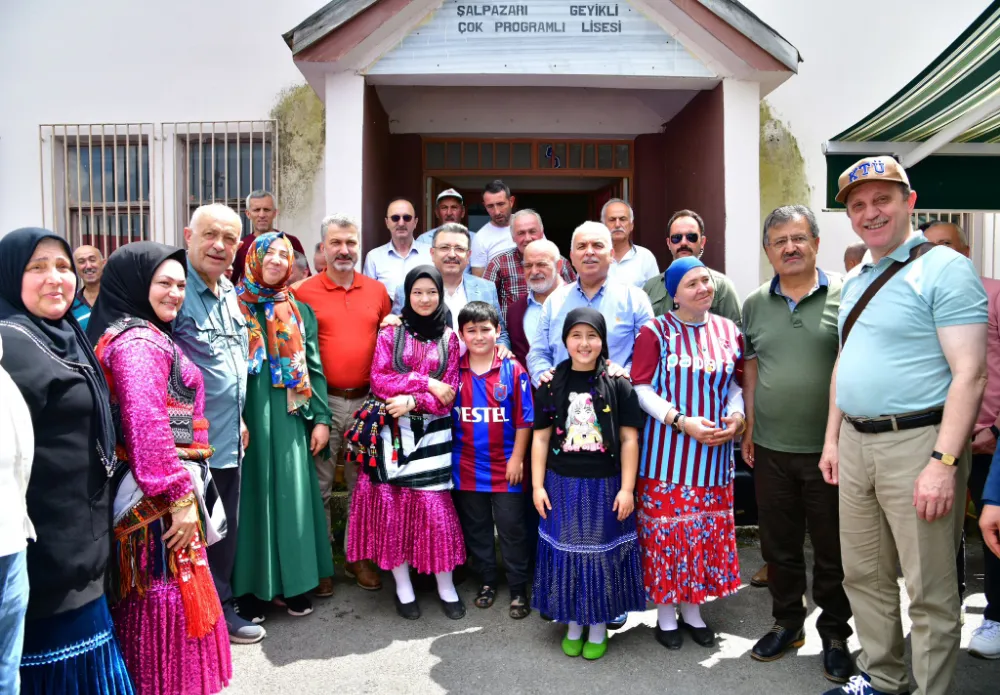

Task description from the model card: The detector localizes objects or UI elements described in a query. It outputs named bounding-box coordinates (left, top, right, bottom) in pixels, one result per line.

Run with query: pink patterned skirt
left=347, top=473, right=466, bottom=574
left=636, top=478, right=741, bottom=606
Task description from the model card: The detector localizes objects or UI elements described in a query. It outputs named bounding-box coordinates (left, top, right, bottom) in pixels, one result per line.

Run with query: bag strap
left=841, top=242, right=935, bottom=347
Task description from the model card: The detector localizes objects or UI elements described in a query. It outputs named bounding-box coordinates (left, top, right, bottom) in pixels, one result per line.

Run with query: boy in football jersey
left=451, top=301, right=535, bottom=619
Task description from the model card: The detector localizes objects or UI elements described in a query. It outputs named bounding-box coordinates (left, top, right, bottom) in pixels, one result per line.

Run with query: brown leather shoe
left=346, top=560, right=382, bottom=591
left=314, top=577, right=334, bottom=598
left=751, top=564, right=768, bottom=588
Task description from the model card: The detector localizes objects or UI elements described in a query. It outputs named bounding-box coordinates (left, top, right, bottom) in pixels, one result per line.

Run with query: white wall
left=740, top=0, right=989, bottom=277
left=0, top=0, right=328, bottom=245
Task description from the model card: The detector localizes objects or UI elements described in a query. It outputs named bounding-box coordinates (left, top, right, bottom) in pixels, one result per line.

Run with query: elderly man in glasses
left=362, top=198, right=431, bottom=300
left=642, top=209, right=742, bottom=326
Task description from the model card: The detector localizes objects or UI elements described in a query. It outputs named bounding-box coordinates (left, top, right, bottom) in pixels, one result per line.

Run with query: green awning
left=824, top=0, right=1000, bottom=208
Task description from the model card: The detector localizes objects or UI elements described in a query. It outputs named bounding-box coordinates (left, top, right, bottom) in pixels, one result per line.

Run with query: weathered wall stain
left=758, top=99, right=810, bottom=279
left=271, top=84, right=325, bottom=217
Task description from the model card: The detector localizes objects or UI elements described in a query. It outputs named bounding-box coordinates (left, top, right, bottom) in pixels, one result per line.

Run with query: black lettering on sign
left=573, top=4, right=620, bottom=16
left=458, top=4, right=528, bottom=16
left=581, top=20, right=621, bottom=32
left=458, top=21, right=484, bottom=33
left=494, top=21, right=567, bottom=32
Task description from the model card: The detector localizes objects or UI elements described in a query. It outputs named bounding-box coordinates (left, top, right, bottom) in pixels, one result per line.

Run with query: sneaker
left=224, top=603, right=266, bottom=644
left=821, top=673, right=905, bottom=695
left=284, top=594, right=314, bottom=617
left=236, top=596, right=267, bottom=625
left=969, top=619, right=1000, bottom=659
left=607, top=613, right=627, bottom=630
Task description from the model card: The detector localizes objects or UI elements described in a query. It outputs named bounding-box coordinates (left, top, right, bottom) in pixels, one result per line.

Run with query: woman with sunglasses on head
left=346, top=265, right=466, bottom=621
left=89, top=242, right=231, bottom=695
left=631, top=257, right=746, bottom=652
left=0, top=228, right=134, bottom=694
left=231, top=233, right=333, bottom=620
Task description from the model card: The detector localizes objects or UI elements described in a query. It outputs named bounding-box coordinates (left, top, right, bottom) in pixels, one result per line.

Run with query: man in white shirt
left=603, top=198, right=659, bottom=288
left=362, top=198, right=431, bottom=300
left=470, top=180, right=516, bottom=276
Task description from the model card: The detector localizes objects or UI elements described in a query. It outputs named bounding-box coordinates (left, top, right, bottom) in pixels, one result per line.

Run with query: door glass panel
left=598, top=144, right=613, bottom=169
left=584, top=144, right=596, bottom=168
left=481, top=143, right=494, bottom=169
left=496, top=143, right=510, bottom=168
left=513, top=143, right=531, bottom=168
left=615, top=144, right=629, bottom=169
left=568, top=143, right=582, bottom=169
left=425, top=142, right=445, bottom=169
left=463, top=143, right=479, bottom=169
left=446, top=142, right=461, bottom=169
left=554, top=143, right=567, bottom=170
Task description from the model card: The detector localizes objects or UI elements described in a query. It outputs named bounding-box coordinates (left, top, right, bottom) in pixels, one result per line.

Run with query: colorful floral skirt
left=20, top=597, right=135, bottom=695
left=531, top=470, right=646, bottom=625
left=636, top=478, right=741, bottom=606
left=347, top=473, right=466, bottom=575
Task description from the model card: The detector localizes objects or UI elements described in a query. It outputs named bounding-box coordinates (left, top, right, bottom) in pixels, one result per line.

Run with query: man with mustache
left=642, top=209, right=742, bottom=326
left=389, top=223, right=510, bottom=351
left=602, top=199, right=659, bottom=288
left=470, top=180, right=517, bottom=277
left=293, top=214, right=393, bottom=596
left=414, top=189, right=471, bottom=249
left=820, top=157, right=987, bottom=695
left=921, top=220, right=1000, bottom=660
left=231, top=189, right=307, bottom=284
left=363, top=198, right=431, bottom=300
left=507, top=239, right=566, bottom=369
left=740, top=206, right=853, bottom=683
left=483, top=210, right=576, bottom=325
left=173, top=203, right=261, bottom=644
left=70, top=244, right=104, bottom=330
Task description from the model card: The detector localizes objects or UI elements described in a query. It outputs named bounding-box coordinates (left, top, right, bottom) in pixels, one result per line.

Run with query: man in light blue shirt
left=602, top=198, right=660, bottom=288
left=363, top=198, right=431, bottom=299
left=173, top=203, right=261, bottom=644
left=527, top=221, right=653, bottom=386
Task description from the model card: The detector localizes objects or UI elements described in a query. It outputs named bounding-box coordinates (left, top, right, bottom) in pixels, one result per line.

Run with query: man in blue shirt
left=983, top=454, right=1000, bottom=560
left=527, top=221, right=653, bottom=386
left=821, top=157, right=987, bottom=695
left=174, top=203, right=260, bottom=644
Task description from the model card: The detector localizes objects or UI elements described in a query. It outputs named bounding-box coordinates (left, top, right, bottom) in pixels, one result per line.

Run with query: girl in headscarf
left=0, top=228, right=133, bottom=694
left=631, top=257, right=745, bottom=651
left=231, top=232, right=333, bottom=620
left=530, top=307, right=646, bottom=661
left=346, top=265, right=466, bottom=621
left=90, top=241, right=231, bottom=695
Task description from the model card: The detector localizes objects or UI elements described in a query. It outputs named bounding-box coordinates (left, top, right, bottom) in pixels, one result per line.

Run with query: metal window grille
left=165, top=121, right=278, bottom=238
left=39, top=123, right=155, bottom=256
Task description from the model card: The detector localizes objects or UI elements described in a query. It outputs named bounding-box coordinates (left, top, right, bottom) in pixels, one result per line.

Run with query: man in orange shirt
left=293, top=213, right=391, bottom=595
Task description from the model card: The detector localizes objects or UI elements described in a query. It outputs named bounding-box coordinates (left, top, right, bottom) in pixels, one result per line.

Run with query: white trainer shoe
left=969, top=619, right=1000, bottom=660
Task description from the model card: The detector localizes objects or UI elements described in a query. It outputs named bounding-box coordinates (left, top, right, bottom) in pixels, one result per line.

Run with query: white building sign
left=367, top=0, right=714, bottom=77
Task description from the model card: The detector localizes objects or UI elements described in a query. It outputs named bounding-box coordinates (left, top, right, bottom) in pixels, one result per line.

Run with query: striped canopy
left=833, top=1, right=1000, bottom=144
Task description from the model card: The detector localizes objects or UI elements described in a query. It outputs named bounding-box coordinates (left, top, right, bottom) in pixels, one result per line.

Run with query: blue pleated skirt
left=20, top=597, right=135, bottom=695
left=531, top=470, right=646, bottom=625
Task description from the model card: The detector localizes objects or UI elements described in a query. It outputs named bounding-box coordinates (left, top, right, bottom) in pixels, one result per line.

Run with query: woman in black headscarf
left=0, top=228, right=134, bottom=694
left=345, top=266, right=466, bottom=621
left=89, top=242, right=231, bottom=695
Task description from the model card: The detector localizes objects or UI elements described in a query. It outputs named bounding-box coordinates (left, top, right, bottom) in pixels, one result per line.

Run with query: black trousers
left=452, top=490, right=530, bottom=594
left=754, top=444, right=853, bottom=639
left=957, top=454, right=1000, bottom=621
left=207, top=466, right=241, bottom=606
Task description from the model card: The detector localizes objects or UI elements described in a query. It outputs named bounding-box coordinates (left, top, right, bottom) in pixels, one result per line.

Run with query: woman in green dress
left=232, top=232, right=333, bottom=618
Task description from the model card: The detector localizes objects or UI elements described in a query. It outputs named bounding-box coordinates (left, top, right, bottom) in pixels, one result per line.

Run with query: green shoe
left=582, top=634, right=609, bottom=660
left=562, top=634, right=585, bottom=657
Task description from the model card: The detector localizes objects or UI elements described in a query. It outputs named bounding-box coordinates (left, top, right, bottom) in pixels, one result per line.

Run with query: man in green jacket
left=642, top=209, right=742, bottom=327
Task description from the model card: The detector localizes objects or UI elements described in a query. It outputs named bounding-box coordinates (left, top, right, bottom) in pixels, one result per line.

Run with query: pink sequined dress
left=97, top=321, right=232, bottom=695
left=347, top=324, right=466, bottom=574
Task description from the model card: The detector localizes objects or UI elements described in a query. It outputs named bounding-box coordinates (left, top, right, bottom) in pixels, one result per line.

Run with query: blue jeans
left=0, top=550, right=28, bottom=693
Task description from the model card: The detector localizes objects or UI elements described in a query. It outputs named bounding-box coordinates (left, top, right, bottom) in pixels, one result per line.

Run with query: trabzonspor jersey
left=452, top=354, right=534, bottom=492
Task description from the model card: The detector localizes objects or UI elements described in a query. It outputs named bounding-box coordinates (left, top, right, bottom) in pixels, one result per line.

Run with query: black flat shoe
left=395, top=596, right=421, bottom=620
left=751, top=624, right=805, bottom=662
left=822, top=638, right=855, bottom=683
left=655, top=624, right=683, bottom=650
left=678, top=617, right=715, bottom=648
left=441, top=597, right=466, bottom=620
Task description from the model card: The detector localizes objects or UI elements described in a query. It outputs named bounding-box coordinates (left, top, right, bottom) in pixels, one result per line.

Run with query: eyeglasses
left=768, top=235, right=811, bottom=249
left=389, top=214, right=413, bottom=223
left=670, top=232, right=700, bottom=244
left=434, top=244, right=468, bottom=254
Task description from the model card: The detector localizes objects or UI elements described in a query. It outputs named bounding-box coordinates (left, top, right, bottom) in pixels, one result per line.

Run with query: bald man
left=843, top=241, right=867, bottom=273
left=71, top=245, right=104, bottom=330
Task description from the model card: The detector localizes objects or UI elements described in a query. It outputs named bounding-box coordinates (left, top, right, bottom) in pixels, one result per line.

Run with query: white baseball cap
left=436, top=188, right=463, bottom=203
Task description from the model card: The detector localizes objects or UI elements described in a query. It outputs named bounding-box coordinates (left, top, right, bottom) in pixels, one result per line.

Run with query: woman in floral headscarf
left=232, top=232, right=333, bottom=620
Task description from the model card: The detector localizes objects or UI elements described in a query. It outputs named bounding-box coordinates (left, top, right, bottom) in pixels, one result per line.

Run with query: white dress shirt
left=0, top=335, right=35, bottom=557
left=363, top=240, right=432, bottom=300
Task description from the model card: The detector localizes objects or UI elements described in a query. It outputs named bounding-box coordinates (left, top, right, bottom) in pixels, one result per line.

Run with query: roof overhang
left=824, top=1, right=1000, bottom=209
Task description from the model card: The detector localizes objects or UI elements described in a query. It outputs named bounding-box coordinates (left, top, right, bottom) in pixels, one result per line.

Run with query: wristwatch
left=991, top=425, right=1000, bottom=440
left=670, top=411, right=684, bottom=433
left=931, top=450, right=957, bottom=466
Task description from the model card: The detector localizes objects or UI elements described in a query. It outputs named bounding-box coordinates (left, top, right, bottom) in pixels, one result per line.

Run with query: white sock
left=435, top=571, right=459, bottom=603
left=566, top=621, right=584, bottom=640
left=680, top=601, right=706, bottom=628
left=392, top=563, right=415, bottom=603
left=657, top=604, right=678, bottom=631
left=588, top=623, right=607, bottom=644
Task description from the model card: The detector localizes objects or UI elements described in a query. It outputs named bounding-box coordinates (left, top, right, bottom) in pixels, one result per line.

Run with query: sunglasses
left=390, top=214, right=413, bottom=223
left=670, top=232, right=700, bottom=244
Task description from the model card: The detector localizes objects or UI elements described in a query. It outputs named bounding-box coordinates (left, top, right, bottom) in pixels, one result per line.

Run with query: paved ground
left=228, top=543, right=996, bottom=695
